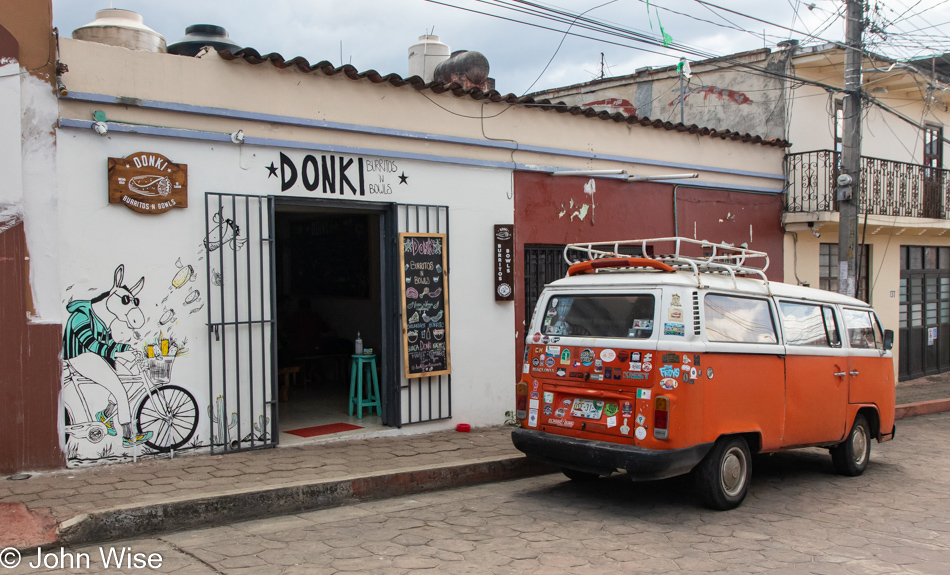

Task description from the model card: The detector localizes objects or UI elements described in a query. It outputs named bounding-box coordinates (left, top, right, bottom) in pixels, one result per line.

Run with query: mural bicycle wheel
left=136, top=384, right=199, bottom=452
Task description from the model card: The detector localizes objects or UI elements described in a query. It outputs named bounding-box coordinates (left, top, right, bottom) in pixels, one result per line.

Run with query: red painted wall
left=0, top=222, right=65, bottom=473
left=512, top=172, right=785, bottom=374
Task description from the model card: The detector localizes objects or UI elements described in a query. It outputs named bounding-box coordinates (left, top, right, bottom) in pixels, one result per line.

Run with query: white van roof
left=545, top=269, right=870, bottom=308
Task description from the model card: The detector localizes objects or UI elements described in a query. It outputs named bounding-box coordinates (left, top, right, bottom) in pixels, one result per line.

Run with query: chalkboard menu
left=399, top=233, right=451, bottom=378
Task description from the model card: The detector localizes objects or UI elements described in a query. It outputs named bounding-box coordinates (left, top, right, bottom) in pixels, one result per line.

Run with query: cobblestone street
left=5, top=412, right=948, bottom=574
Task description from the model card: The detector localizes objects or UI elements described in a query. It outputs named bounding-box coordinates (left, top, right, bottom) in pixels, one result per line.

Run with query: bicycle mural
left=61, top=207, right=274, bottom=465
left=62, top=264, right=201, bottom=464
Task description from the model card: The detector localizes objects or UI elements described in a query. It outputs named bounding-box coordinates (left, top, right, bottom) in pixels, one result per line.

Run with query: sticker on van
left=664, top=323, right=685, bottom=336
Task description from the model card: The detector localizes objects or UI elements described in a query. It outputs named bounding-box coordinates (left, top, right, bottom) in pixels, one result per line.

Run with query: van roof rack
left=563, top=237, right=770, bottom=289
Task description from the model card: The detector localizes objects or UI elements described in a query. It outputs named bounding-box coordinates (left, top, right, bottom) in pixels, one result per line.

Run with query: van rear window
left=541, top=295, right=655, bottom=338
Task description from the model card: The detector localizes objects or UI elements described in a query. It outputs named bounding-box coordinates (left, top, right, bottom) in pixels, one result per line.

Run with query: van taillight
left=654, top=396, right=669, bottom=440
left=515, top=381, right=528, bottom=420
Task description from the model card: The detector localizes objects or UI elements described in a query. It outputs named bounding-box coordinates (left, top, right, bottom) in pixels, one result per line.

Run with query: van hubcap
left=852, top=426, right=868, bottom=465
left=720, top=447, right=747, bottom=496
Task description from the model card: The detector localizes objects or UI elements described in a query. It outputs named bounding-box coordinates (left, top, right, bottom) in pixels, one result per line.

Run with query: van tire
left=562, top=468, right=599, bottom=482
left=694, top=436, right=751, bottom=510
left=830, top=414, right=871, bottom=476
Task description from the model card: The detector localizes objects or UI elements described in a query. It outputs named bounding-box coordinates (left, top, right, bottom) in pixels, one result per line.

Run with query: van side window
left=822, top=307, right=842, bottom=347
left=780, top=302, right=833, bottom=346
left=705, top=294, right=778, bottom=344
left=842, top=308, right=882, bottom=349
left=542, top=294, right=655, bottom=339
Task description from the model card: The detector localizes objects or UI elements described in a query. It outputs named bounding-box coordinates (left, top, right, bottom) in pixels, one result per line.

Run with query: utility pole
left=837, top=0, right=864, bottom=298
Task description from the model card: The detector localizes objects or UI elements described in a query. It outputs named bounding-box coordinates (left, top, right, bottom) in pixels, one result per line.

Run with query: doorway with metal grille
left=899, top=245, right=950, bottom=380
left=204, top=193, right=277, bottom=454
left=272, top=198, right=393, bottom=440
left=394, top=204, right=451, bottom=425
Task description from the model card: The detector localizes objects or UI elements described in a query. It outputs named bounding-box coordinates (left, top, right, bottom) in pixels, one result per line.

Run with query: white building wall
left=56, top=128, right=514, bottom=463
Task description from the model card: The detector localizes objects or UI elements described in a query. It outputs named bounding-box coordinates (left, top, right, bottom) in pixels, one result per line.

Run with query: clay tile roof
left=217, top=49, right=790, bottom=148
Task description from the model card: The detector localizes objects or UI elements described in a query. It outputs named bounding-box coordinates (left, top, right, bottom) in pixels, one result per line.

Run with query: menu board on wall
left=399, top=233, right=451, bottom=378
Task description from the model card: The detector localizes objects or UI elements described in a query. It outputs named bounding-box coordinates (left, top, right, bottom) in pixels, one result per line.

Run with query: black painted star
left=398, top=172, right=409, bottom=185
left=266, top=162, right=278, bottom=178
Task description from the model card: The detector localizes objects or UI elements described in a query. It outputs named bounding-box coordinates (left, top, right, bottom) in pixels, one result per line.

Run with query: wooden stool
left=349, top=354, right=380, bottom=418
left=278, top=365, right=301, bottom=402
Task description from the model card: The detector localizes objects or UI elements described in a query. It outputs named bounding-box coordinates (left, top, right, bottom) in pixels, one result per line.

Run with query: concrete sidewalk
left=896, top=371, right=950, bottom=418
left=0, top=426, right=552, bottom=551
left=1, top=371, right=948, bottom=552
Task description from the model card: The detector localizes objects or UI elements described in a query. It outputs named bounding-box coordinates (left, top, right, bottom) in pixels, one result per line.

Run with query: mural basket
left=148, top=357, right=175, bottom=384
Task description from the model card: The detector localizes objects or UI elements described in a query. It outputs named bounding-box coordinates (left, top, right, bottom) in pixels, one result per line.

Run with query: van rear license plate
left=571, top=399, right=604, bottom=419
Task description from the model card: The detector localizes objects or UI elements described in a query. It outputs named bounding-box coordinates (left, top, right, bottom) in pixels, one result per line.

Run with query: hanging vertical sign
left=399, top=233, right=451, bottom=378
left=494, top=224, right=514, bottom=301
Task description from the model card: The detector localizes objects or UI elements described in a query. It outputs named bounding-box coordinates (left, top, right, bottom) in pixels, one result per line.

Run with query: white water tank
left=408, top=35, right=450, bottom=82
left=72, top=9, right=166, bottom=53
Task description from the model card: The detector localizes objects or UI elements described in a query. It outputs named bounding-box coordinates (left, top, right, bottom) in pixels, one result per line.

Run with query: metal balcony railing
left=785, top=150, right=950, bottom=219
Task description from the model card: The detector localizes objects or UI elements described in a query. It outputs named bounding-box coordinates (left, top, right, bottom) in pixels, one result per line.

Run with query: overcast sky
left=50, top=0, right=950, bottom=95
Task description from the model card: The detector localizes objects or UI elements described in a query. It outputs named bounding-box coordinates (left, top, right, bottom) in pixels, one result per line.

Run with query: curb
left=51, top=455, right=556, bottom=548
left=895, top=399, right=950, bottom=420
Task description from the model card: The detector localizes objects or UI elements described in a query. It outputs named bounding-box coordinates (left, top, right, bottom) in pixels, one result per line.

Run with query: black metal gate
left=394, top=204, right=451, bottom=425
left=205, top=193, right=277, bottom=452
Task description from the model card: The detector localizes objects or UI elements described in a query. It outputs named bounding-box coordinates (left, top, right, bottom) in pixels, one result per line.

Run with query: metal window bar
left=396, top=203, right=451, bottom=425
left=205, top=192, right=277, bottom=454
left=523, top=246, right=571, bottom=329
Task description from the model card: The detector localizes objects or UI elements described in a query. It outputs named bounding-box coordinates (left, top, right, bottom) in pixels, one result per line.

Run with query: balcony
left=785, top=150, right=950, bottom=221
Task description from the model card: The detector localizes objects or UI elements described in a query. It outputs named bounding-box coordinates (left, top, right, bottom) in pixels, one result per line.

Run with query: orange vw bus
left=512, top=238, right=895, bottom=510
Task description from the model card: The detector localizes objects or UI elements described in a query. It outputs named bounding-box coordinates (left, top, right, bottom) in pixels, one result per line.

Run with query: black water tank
left=167, top=24, right=241, bottom=57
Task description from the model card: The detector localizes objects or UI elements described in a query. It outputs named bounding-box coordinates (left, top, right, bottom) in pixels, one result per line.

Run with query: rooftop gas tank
left=72, top=9, right=166, bottom=53
left=408, top=35, right=450, bottom=82
left=167, top=25, right=242, bottom=57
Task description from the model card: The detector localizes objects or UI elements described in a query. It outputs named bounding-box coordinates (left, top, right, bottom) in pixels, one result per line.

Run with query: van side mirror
left=883, top=329, right=894, bottom=351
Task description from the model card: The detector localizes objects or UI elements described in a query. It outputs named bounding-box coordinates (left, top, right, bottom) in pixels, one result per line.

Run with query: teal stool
left=349, top=354, right=380, bottom=418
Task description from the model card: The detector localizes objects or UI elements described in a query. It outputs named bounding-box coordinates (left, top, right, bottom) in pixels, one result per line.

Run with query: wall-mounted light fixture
left=93, top=121, right=108, bottom=136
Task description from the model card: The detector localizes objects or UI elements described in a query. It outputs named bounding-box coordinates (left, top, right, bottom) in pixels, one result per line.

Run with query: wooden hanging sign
left=108, top=152, right=188, bottom=214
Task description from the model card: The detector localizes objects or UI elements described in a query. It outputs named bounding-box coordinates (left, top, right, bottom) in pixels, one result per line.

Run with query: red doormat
left=285, top=423, right=363, bottom=437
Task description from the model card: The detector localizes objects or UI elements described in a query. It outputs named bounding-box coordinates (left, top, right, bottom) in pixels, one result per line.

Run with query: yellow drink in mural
left=146, top=344, right=155, bottom=358
left=161, top=339, right=170, bottom=356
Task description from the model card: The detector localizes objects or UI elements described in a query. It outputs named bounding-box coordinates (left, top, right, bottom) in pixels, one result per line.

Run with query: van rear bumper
left=512, top=428, right=714, bottom=481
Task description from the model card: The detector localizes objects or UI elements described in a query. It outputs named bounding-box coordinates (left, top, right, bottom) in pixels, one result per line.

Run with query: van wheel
left=562, top=468, right=599, bottom=482
left=830, top=414, right=870, bottom=476
left=694, top=436, right=751, bottom=510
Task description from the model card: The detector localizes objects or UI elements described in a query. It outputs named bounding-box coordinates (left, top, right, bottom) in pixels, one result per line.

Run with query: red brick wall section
left=0, top=221, right=65, bottom=473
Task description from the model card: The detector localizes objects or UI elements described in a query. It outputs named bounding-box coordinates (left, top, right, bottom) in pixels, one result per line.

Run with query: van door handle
left=849, top=370, right=859, bottom=376
left=833, top=371, right=847, bottom=377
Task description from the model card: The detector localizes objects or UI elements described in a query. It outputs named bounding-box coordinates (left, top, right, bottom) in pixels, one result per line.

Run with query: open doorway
left=274, top=201, right=387, bottom=443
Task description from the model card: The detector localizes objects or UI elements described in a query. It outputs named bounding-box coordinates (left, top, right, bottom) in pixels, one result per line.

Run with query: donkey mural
left=63, top=264, right=153, bottom=448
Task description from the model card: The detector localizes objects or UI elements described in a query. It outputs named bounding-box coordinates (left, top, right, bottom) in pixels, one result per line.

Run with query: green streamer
left=656, top=7, right=673, bottom=47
